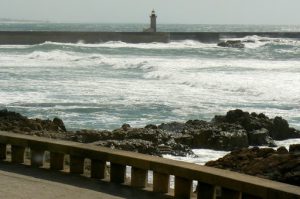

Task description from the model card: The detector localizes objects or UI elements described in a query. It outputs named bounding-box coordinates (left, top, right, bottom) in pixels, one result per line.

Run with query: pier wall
left=0, top=31, right=170, bottom=44
left=0, top=31, right=300, bottom=44
left=169, top=32, right=220, bottom=43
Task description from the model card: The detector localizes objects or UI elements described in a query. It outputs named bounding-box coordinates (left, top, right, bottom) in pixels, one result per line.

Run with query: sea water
left=1, top=23, right=300, bottom=164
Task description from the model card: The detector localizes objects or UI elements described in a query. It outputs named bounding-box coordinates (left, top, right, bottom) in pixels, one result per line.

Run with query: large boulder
left=206, top=147, right=300, bottom=186
left=265, top=114, right=300, bottom=140
left=158, top=119, right=250, bottom=151
left=247, top=128, right=276, bottom=147
left=187, top=123, right=249, bottom=150
left=213, top=109, right=300, bottom=142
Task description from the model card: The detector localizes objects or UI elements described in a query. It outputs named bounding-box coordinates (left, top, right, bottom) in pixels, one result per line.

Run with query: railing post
left=31, top=149, right=44, bottom=167
left=0, top=144, right=6, bottom=160
left=131, top=167, right=148, bottom=188
left=110, top=163, right=126, bottom=183
left=69, top=155, right=84, bottom=174
left=91, top=159, right=106, bottom=179
left=222, top=188, right=242, bottom=199
left=197, top=181, right=216, bottom=199
left=153, top=171, right=169, bottom=193
left=50, top=152, right=64, bottom=170
left=11, top=145, right=25, bottom=164
left=175, top=176, right=192, bottom=199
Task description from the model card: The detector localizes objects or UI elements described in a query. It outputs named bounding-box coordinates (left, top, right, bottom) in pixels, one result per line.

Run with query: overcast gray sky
left=0, top=0, right=299, bottom=24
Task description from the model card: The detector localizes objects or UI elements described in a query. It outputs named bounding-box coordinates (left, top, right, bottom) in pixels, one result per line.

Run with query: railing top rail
left=0, top=131, right=299, bottom=198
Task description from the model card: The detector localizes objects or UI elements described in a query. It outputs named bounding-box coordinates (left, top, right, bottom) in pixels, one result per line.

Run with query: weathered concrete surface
left=0, top=162, right=167, bottom=199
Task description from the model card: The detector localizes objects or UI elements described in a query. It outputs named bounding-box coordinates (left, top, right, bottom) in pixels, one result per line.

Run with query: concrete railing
left=0, top=131, right=299, bottom=199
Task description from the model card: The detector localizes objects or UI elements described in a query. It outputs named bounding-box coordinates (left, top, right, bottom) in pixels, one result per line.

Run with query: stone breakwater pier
left=0, top=31, right=300, bottom=44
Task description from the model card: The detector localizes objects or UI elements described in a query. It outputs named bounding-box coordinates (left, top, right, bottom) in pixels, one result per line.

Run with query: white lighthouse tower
left=143, top=10, right=157, bottom=32
left=150, top=10, right=157, bottom=32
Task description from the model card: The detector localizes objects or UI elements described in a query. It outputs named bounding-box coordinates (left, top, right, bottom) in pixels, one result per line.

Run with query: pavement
left=0, top=162, right=167, bottom=199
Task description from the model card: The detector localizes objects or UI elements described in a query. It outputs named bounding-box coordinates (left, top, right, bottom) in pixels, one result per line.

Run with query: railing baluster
left=50, top=152, right=64, bottom=170
left=110, top=163, right=126, bottom=183
left=0, top=144, right=6, bottom=160
left=31, top=149, right=44, bottom=167
left=131, top=167, right=148, bottom=188
left=91, top=159, right=106, bottom=179
left=222, top=188, right=242, bottom=199
left=69, top=155, right=84, bottom=174
left=197, top=181, right=216, bottom=199
left=11, top=145, right=25, bottom=164
left=153, top=171, right=169, bottom=193
left=174, top=176, right=192, bottom=199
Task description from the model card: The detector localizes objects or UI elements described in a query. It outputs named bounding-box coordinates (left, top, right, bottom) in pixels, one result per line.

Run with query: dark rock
left=0, top=109, right=67, bottom=134
left=206, top=147, right=300, bottom=186
left=72, top=130, right=112, bottom=143
left=189, top=124, right=249, bottom=151
left=158, top=122, right=186, bottom=133
left=1, top=109, right=299, bottom=158
left=248, top=128, right=276, bottom=147
left=277, top=146, right=288, bottom=154
left=289, top=144, right=300, bottom=154
left=121, top=123, right=131, bottom=131
left=217, top=40, right=245, bottom=48
left=213, top=109, right=300, bottom=143
left=270, top=117, right=290, bottom=140
left=145, top=124, right=157, bottom=129
left=53, top=118, right=67, bottom=132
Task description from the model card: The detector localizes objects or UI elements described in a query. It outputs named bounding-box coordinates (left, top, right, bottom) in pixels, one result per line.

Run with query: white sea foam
left=221, top=35, right=300, bottom=49
left=38, top=40, right=217, bottom=49
left=275, top=138, right=300, bottom=149
left=1, top=36, right=300, bottom=131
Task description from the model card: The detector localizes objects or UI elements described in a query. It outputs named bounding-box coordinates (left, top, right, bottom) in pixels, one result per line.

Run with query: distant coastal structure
left=143, top=10, right=157, bottom=32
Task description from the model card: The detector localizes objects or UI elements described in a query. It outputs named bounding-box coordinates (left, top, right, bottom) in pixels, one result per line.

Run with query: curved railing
left=0, top=131, right=299, bottom=199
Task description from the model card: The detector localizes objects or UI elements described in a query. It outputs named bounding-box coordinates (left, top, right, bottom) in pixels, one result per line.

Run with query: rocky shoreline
left=1, top=109, right=300, bottom=157
left=1, top=108, right=300, bottom=186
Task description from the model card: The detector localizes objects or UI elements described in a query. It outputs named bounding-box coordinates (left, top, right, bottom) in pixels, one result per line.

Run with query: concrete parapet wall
left=0, top=131, right=299, bottom=199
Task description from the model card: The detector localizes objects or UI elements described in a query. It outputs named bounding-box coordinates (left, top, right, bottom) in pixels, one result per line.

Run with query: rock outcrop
left=0, top=109, right=299, bottom=157
left=0, top=109, right=67, bottom=134
left=213, top=109, right=300, bottom=141
left=206, top=145, right=300, bottom=186
left=163, top=120, right=249, bottom=151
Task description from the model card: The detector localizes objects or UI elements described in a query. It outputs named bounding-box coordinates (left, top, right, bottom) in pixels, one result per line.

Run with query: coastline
left=1, top=108, right=300, bottom=186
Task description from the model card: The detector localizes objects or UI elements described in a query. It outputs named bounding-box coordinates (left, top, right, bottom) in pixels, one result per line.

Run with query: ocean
left=1, top=23, right=300, bottom=164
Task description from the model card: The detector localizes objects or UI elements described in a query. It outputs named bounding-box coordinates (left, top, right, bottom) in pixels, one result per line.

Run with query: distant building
left=143, top=10, right=157, bottom=32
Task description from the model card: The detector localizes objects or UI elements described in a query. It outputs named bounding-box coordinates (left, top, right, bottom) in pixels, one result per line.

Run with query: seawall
left=0, top=31, right=170, bottom=44
left=0, top=31, right=300, bottom=44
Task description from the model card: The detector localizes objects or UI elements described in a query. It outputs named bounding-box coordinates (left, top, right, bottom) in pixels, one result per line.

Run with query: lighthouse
left=150, top=10, right=157, bottom=32
left=143, top=10, right=157, bottom=32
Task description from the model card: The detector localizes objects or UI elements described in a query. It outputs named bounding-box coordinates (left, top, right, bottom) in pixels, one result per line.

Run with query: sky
left=0, top=0, right=299, bottom=25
